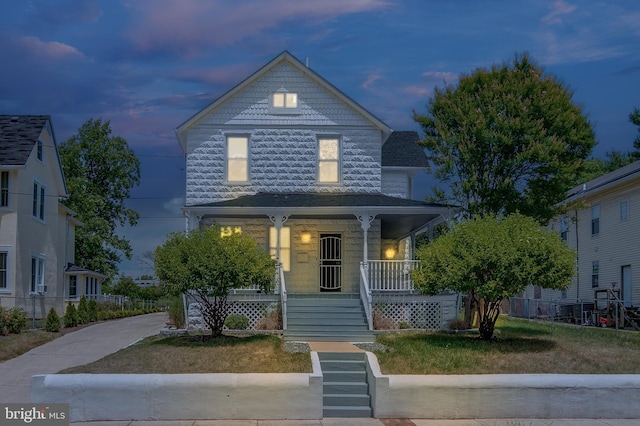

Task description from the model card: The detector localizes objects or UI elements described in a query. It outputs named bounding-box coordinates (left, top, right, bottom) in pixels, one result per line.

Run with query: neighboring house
left=0, top=115, right=102, bottom=319
left=525, top=160, right=640, bottom=313
left=175, top=52, right=457, bottom=336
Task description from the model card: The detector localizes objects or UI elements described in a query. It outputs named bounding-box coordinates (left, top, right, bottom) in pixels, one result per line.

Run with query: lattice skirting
left=372, top=295, right=458, bottom=330
left=187, top=296, right=281, bottom=331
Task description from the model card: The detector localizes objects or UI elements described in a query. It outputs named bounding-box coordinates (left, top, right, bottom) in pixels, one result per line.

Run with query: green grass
left=374, top=316, right=640, bottom=374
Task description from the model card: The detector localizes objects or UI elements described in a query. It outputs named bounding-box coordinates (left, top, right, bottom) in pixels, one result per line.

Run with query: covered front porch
left=183, top=192, right=458, bottom=336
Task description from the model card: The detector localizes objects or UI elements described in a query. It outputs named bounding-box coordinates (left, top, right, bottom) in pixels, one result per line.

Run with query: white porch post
left=356, top=212, right=375, bottom=263
left=269, top=214, right=289, bottom=264
left=184, top=211, right=200, bottom=233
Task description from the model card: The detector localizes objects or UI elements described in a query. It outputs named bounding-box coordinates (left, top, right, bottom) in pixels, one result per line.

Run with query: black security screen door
left=319, top=234, right=342, bottom=292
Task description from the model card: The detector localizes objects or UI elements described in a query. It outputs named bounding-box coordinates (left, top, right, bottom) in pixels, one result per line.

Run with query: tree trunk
left=478, top=317, right=496, bottom=340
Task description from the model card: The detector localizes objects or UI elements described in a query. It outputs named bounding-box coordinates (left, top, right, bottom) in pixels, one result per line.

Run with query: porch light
left=301, top=232, right=311, bottom=244
left=385, top=248, right=396, bottom=259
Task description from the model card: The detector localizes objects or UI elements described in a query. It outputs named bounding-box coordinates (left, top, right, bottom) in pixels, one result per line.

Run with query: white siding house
left=526, top=160, right=640, bottom=312
left=0, top=115, right=102, bottom=319
left=176, top=52, right=457, bottom=337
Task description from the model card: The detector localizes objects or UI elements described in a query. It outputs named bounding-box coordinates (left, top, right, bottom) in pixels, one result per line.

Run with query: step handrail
left=278, top=263, right=287, bottom=330
left=359, top=262, right=373, bottom=330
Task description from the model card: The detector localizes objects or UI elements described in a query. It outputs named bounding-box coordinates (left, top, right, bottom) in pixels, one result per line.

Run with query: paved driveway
left=0, top=311, right=167, bottom=403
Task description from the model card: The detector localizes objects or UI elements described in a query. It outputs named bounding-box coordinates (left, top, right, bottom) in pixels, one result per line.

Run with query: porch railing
left=368, top=260, right=419, bottom=292
left=359, top=262, right=373, bottom=330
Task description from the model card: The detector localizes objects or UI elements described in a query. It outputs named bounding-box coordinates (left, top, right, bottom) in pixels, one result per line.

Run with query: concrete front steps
left=284, top=294, right=374, bottom=342
left=319, top=352, right=372, bottom=418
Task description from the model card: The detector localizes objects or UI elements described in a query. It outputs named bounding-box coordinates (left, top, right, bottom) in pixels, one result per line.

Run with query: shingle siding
left=381, top=170, right=410, bottom=198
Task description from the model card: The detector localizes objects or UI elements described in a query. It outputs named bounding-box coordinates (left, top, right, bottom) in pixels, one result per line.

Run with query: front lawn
left=58, top=316, right=640, bottom=375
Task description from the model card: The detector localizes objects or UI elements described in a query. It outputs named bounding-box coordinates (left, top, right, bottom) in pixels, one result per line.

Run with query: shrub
left=256, top=305, right=281, bottom=330
left=372, top=309, right=396, bottom=330
left=398, top=321, right=412, bottom=329
left=448, top=318, right=469, bottom=331
left=0, top=307, right=27, bottom=334
left=167, top=296, right=185, bottom=329
left=45, top=307, right=61, bottom=332
left=225, top=314, right=249, bottom=330
left=88, top=299, right=98, bottom=322
left=77, top=296, right=90, bottom=325
left=63, top=303, right=79, bottom=328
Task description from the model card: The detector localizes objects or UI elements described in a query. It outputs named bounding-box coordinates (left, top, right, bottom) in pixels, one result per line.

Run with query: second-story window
left=226, top=136, right=248, bottom=183
left=32, top=180, right=45, bottom=221
left=620, top=200, right=629, bottom=222
left=591, top=205, right=600, bottom=236
left=559, top=216, right=568, bottom=241
left=1, top=171, right=9, bottom=207
left=318, top=138, right=340, bottom=183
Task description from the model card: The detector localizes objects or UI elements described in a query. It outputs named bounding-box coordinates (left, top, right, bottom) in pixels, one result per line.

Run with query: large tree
left=412, top=214, right=576, bottom=341
left=154, top=225, right=276, bottom=337
left=59, top=119, right=140, bottom=278
left=415, top=53, right=596, bottom=224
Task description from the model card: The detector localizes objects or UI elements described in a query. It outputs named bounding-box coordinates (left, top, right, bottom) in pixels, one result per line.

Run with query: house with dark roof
left=175, top=52, right=457, bottom=341
left=0, top=115, right=102, bottom=319
left=521, top=160, right=640, bottom=322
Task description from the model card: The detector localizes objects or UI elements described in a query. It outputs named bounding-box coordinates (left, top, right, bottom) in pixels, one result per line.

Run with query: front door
left=320, top=234, right=342, bottom=292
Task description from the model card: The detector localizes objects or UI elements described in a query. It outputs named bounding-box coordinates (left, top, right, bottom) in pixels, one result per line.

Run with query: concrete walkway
left=0, top=311, right=168, bottom=403
left=2, top=313, right=637, bottom=425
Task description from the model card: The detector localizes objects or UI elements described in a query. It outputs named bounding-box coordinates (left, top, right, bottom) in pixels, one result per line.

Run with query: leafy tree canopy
left=59, top=118, right=140, bottom=279
left=415, top=53, right=596, bottom=224
left=154, top=225, right=276, bottom=337
left=412, top=214, right=576, bottom=340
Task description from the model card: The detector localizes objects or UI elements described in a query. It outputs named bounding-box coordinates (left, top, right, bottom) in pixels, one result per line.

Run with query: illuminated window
left=220, top=226, right=242, bottom=238
left=269, top=227, right=290, bottom=271
left=318, top=138, right=340, bottom=183
left=272, top=92, right=298, bottom=108
left=227, top=136, right=248, bottom=182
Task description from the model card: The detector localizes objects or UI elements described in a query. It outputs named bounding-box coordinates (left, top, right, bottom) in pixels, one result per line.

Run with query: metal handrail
left=279, top=263, right=287, bottom=330
left=359, top=262, right=373, bottom=330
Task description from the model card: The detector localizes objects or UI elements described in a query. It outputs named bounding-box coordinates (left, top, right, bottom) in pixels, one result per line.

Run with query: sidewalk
left=0, top=312, right=168, bottom=403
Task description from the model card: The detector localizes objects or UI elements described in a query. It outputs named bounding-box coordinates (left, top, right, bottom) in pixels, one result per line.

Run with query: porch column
left=184, top=211, right=200, bottom=233
left=356, top=212, right=375, bottom=263
left=268, top=214, right=289, bottom=264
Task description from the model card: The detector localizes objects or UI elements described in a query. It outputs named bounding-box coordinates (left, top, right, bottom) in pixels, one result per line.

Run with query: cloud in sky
left=541, top=0, right=577, bottom=25
left=126, top=0, right=390, bottom=58
left=18, top=36, right=84, bottom=60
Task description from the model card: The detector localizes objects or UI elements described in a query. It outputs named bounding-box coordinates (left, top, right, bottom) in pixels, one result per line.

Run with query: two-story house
left=0, top=115, right=103, bottom=320
left=521, top=160, right=640, bottom=323
left=175, top=52, right=457, bottom=340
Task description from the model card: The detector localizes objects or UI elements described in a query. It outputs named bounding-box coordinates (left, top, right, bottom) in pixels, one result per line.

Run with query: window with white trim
left=318, top=137, right=340, bottom=183
left=1, top=171, right=9, bottom=207
left=226, top=136, right=248, bottom=183
left=272, top=92, right=298, bottom=109
left=69, top=275, right=77, bottom=298
left=591, top=205, right=600, bottom=236
left=86, top=276, right=99, bottom=296
left=0, top=249, right=8, bottom=290
left=31, top=255, right=45, bottom=293
left=269, top=226, right=290, bottom=272
left=36, top=139, right=43, bottom=161
left=620, top=200, right=629, bottom=222
left=32, top=180, right=45, bottom=221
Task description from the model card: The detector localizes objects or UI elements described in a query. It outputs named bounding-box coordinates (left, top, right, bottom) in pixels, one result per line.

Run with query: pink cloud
left=362, top=73, right=383, bottom=89
left=19, top=36, right=84, bottom=60
left=542, top=0, right=577, bottom=25
left=421, top=71, right=459, bottom=85
left=403, top=86, right=431, bottom=97
left=126, top=0, right=390, bottom=57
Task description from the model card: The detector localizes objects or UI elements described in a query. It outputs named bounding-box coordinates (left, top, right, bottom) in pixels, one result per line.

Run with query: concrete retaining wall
left=31, top=353, right=324, bottom=422
left=32, top=351, right=640, bottom=421
left=366, top=352, right=640, bottom=419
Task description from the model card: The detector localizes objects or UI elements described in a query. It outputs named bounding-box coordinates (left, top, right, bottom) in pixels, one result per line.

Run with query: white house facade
left=176, top=52, right=457, bottom=339
left=0, top=115, right=102, bottom=319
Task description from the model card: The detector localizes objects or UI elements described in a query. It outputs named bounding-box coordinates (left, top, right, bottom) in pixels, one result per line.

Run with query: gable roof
left=566, top=159, right=640, bottom=203
left=382, top=131, right=429, bottom=168
left=0, top=115, right=50, bottom=166
left=175, top=51, right=393, bottom=151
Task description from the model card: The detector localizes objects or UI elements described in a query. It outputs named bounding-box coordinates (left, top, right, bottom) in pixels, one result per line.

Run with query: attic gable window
left=226, top=136, right=249, bottom=183
left=36, top=139, right=43, bottom=161
left=272, top=92, right=297, bottom=108
left=1, top=171, right=8, bottom=207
